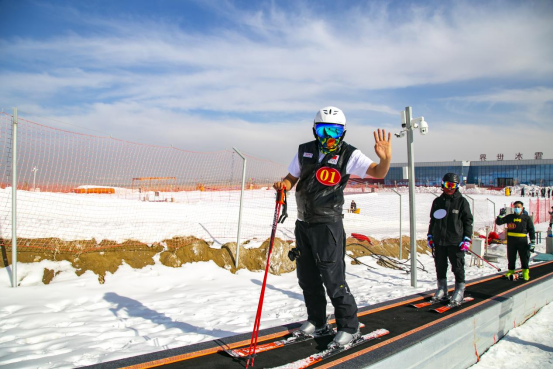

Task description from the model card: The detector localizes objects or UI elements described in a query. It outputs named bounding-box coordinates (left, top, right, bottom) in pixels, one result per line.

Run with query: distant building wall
left=386, top=159, right=553, bottom=187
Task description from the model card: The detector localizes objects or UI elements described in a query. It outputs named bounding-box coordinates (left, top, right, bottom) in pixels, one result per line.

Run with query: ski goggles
left=442, top=181, right=459, bottom=189
left=315, top=123, right=344, bottom=139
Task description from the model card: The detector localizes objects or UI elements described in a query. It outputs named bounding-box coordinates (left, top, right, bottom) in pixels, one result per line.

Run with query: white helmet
left=313, top=106, right=346, bottom=127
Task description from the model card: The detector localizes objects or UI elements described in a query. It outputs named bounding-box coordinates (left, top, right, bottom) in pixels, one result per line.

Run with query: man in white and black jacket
left=427, top=173, right=474, bottom=306
left=273, top=106, right=391, bottom=349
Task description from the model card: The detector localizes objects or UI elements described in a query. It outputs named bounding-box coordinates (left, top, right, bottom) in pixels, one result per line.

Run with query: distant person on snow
left=350, top=200, right=357, bottom=213
left=520, top=187, right=525, bottom=197
left=549, top=206, right=553, bottom=230
left=273, top=106, right=391, bottom=349
left=427, top=173, right=474, bottom=306
left=496, top=201, right=536, bottom=281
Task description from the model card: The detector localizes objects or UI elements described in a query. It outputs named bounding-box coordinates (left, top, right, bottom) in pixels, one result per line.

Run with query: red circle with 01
left=316, top=167, right=341, bottom=186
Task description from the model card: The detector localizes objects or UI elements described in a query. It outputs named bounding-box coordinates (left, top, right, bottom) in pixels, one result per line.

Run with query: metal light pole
left=391, top=188, right=402, bottom=259
left=233, top=147, right=247, bottom=269
left=405, top=107, right=418, bottom=288
left=396, top=106, right=429, bottom=288
left=11, top=107, right=18, bottom=288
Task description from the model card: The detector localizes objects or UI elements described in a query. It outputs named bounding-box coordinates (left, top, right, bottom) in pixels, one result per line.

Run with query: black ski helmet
left=442, top=173, right=460, bottom=184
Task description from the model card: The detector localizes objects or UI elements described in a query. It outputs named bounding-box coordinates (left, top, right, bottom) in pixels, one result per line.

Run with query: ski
left=225, top=324, right=365, bottom=358
left=267, top=328, right=389, bottom=369
left=432, top=297, right=474, bottom=314
left=409, top=298, right=448, bottom=309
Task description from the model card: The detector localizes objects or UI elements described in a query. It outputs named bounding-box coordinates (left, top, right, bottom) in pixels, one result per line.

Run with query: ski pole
left=246, top=189, right=286, bottom=368
left=467, top=248, right=501, bottom=272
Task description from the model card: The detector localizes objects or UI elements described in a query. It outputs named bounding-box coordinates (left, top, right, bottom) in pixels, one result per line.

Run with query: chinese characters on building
left=477, top=153, right=547, bottom=161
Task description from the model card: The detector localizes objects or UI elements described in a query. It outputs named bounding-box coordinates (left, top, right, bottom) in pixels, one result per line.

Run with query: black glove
left=528, top=243, right=535, bottom=253
left=499, top=208, right=506, bottom=216
left=288, top=248, right=301, bottom=261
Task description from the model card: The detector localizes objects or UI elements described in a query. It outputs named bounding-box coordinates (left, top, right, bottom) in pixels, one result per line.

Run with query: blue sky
left=1, top=0, right=552, bottom=165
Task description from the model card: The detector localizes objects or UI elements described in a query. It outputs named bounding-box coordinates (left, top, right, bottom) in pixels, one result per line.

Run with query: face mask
left=317, top=136, right=342, bottom=154
left=514, top=208, right=522, bottom=215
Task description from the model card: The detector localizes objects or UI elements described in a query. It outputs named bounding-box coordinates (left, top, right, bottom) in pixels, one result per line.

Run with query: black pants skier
left=507, top=239, right=530, bottom=270
left=294, top=219, right=359, bottom=334
left=434, top=245, right=465, bottom=283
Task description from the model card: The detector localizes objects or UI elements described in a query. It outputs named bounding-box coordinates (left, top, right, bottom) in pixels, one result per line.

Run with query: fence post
left=486, top=198, right=496, bottom=232
left=233, top=147, right=247, bottom=269
left=391, top=189, right=402, bottom=259
left=11, top=107, right=18, bottom=288
left=465, top=194, right=475, bottom=236
left=537, top=198, right=540, bottom=223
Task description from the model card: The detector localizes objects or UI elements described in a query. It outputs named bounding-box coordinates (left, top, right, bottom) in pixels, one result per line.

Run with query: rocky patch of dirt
left=1, top=235, right=429, bottom=284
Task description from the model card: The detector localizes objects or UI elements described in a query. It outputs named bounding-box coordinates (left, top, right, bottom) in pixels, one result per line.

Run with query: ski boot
left=522, top=269, right=530, bottom=281
left=430, top=279, right=449, bottom=303
left=449, top=282, right=466, bottom=306
left=294, top=319, right=333, bottom=338
left=327, top=325, right=362, bottom=349
left=505, top=270, right=515, bottom=280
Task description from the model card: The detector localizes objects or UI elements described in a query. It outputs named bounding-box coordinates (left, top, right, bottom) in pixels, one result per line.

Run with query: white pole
left=487, top=198, right=496, bottom=233
left=32, top=166, right=38, bottom=191
left=465, top=194, right=475, bottom=236
left=405, top=106, right=418, bottom=288
left=391, top=188, right=402, bottom=259
left=11, top=107, right=18, bottom=288
left=233, top=147, right=247, bottom=269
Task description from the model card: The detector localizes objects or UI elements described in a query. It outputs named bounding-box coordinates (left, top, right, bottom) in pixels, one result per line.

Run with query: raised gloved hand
left=528, top=243, right=535, bottom=253
left=459, top=236, right=471, bottom=252
left=427, top=235, right=434, bottom=249
left=498, top=208, right=506, bottom=217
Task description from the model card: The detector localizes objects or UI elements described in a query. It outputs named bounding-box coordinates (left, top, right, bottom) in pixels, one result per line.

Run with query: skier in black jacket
left=495, top=201, right=536, bottom=281
left=273, top=106, right=391, bottom=348
left=427, top=173, right=473, bottom=305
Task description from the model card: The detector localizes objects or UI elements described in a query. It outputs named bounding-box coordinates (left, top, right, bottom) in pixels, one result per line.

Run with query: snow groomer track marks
left=83, top=260, right=553, bottom=369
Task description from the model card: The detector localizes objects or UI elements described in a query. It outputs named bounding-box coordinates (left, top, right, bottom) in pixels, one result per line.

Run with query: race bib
left=316, top=167, right=341, bottom=186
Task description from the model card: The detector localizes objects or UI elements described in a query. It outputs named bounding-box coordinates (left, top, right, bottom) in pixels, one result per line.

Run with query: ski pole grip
left=277, top=189, right=286, bottom=205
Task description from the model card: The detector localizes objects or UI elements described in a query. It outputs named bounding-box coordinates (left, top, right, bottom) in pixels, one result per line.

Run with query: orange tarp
left=74, top=187, right=115, bottom=194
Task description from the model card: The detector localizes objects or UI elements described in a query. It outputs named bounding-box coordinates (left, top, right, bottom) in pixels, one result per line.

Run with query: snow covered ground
left=470, top=295, right=553, bottom=369
left=0, top=190, right=552, bottom=368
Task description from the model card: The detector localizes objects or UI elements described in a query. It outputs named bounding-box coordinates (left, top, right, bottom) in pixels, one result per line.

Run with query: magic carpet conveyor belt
left=83, top=260, right=553, bottom=369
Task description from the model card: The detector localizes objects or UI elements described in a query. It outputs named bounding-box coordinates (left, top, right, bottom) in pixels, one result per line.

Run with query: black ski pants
left=507, top=238, right=530, bottom=270
left=434, top=245, right=465, bottom=283
left=294, top=219, right=359, bottom=334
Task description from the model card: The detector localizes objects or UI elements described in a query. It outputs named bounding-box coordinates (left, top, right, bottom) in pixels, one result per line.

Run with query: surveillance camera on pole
left=410, top=117, right=428, bottom=135
left=395, top=107, right=429, bottom=288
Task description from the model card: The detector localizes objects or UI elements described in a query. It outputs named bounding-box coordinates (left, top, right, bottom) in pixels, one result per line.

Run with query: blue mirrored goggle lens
left=315, top=124, right=344, bottom=139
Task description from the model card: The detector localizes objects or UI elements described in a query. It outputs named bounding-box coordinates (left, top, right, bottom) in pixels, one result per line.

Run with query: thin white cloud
left=450, top=87, right=553, bottom=106
left=440, top=87, right=553, bottom=126
left=2, top=1, right=552, bottom=109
